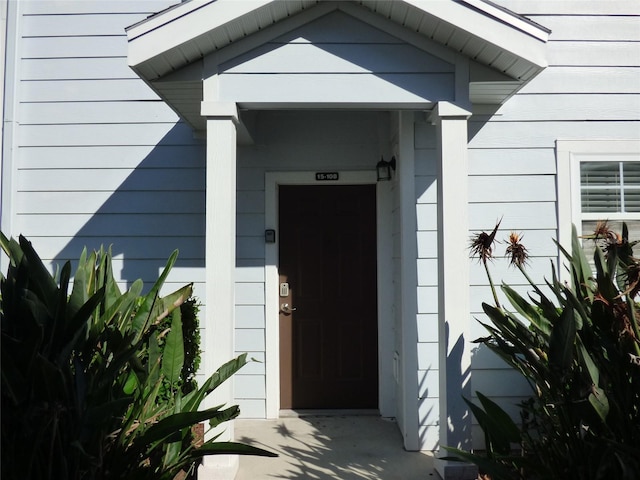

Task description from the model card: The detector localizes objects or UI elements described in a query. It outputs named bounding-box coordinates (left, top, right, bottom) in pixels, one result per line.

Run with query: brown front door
left=279, top=185, right=378, bottom=409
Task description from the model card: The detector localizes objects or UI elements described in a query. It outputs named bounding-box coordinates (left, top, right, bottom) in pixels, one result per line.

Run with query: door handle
left=280, top=303, right=297, bottom=314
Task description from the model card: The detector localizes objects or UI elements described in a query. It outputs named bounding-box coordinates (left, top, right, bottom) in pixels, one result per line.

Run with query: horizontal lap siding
left=235, top=162, right=267, bottom=417
left=234, top=110, right=383, bottom=416
left=218, top=10, right=455, bottom=105
left=413, top=127, right=439, bottom=448
left=221, top=7, right=455, bottom=419
left=12, top=1, right=206, bottom=305
left=466, top=2, right=640, bottom=448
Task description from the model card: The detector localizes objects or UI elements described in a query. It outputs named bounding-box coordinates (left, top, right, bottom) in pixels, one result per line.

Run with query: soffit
left=128, top=0, right=548, bottom=81
left=126, top=0, right=549, bottom=130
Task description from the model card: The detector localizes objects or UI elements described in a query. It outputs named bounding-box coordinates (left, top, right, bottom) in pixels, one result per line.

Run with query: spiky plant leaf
left=548, top=307, right=575, bottom=373
left=503, top=284, right=551, bottom=335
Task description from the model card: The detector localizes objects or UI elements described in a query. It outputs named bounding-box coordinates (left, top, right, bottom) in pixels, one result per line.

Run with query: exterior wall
left=4, top=0, right=639, bottom=454
left=234, top=110, right=385, bottom=417
left=3, top=0, right=207, bottom=299
left=216, top=10, right=454, bottom=107
left=390, top=112, right=428, bottom=450
left=218, top=10, right=453, bottom=421
left=463, top=0, right=640, bottom=448
left=413, top=121, right=440, bottom=449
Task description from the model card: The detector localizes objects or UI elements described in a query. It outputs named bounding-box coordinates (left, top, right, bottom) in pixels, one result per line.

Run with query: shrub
left=446, top=223, right=640, bottom=480
left=179, top=297, right=201, bottom=395
left=0, top=234, right=275, bottom=480
left=155, top=295, right=202, bottom=401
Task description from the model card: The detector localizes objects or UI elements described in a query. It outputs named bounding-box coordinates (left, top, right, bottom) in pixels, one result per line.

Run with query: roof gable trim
left=127, top=0, right=317, bottom=68
left=398, top=0, right=548, bottom=68
left=128, top=0, right=549, bottom=75
left=458, top=0, right=550, bottom=41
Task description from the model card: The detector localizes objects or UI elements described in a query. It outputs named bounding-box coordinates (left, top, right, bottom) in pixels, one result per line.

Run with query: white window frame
left=557, top=140, right=640, bottom=267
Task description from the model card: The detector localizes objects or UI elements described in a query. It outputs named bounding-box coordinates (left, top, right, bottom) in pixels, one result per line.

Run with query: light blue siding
left=21, top=58, right=138, bottom=80
left=5, top=0, right=639, bottom=450
left=217, top=11, right=455, bottom=106
left=236, top=399, right=267, bottom=419
left=22, top=36, right=127, bottom=58
left=235, top=306, right=265, bottom=330
left=469, top=175, right=556, bottom=202
left=417, top=314, right=439, bottom=343
left=18, top=145, right=204, bottom=168
left=462, top=0, right=640, bottom=448
left=234, top=109, right=385, bottom=416
left=416, top=230, right=438, bottom=258
left=9, top=0, right=203, bottom=302
left=20, top=101, right=179, bottom=124
left=412, top=128, right=440, bottom=447
left=469, top=121, right=639, bottom=148
left=235, top=329, right=265, bottom=352
left=468, top=149, right=556, bottom=175
left=493, top=94, right=640, bottom=121
left=520, top=67, right=640, bottom=94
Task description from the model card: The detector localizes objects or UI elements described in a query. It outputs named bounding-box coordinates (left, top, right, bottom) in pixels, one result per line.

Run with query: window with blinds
left=580, top=160, right=640, bottom=248
left=581, top=161, right=640, bottom=214
left=556, top=141, right=640, bottom=279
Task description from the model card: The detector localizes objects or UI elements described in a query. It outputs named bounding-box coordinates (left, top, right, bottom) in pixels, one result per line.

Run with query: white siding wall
left=462, top=1, right=640, bottom=448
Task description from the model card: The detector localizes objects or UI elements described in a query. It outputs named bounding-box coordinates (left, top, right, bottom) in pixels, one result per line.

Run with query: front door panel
left=279, top=185, right=378, bottom=409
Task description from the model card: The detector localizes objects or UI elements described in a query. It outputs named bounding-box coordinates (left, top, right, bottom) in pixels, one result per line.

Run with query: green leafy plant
left=446, top=223, right=640, bottom=480
left=154, top=295, right=202, bottom=402
left=1, top=233, right=275, bottom=480
left=179, top=297, right=202, bottom=395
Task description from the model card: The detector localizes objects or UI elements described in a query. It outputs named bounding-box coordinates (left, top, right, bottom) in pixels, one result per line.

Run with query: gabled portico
left=127, top=2, right=548, bottom=478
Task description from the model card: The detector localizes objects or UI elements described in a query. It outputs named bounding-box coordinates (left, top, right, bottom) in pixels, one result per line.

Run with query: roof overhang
left=126, top=0, right=549, bottom=129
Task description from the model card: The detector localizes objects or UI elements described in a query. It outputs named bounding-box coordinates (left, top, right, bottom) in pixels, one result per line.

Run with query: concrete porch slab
left=235, top=414, right=437, bottom=479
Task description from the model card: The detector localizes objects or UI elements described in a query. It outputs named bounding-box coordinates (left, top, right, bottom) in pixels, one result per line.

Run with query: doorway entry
left=278, top=185, right=378, bottom=409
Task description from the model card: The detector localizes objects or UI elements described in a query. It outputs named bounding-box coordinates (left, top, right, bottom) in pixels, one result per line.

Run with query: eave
left=126, top=0, right=549, bottom=130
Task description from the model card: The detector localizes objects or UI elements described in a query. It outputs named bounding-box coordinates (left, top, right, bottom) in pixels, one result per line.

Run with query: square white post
left=430, top=102, right=477, bottom=480
left=199, top=102, right=239, bottom=480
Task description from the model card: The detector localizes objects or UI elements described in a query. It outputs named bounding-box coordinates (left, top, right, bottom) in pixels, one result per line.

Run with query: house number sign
left=315, top=172, right=339, bottom=181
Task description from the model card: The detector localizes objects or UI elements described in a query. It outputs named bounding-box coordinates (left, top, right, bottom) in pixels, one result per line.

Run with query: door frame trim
left=264, top=171, right=394, bottom=418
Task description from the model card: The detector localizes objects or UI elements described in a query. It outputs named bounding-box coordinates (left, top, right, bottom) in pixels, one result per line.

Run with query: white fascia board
left=404, top=0, right=549, bottom=68
left=127, top=0, right=273, bottom=68
left=459, top=0, right=550, bottom=42
left=233, top=102, right=435, bottom=110
left=126, top=0, right=214, bottom=36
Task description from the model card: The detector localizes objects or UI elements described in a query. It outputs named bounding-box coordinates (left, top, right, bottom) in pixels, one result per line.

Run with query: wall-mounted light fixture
left=376, top=156, right=396, bottom=181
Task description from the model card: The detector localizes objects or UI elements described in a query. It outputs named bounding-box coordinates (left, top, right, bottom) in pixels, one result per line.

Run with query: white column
left=430, top=102, right=478, bottom=480
left=199, top=102, right=239, bottom=480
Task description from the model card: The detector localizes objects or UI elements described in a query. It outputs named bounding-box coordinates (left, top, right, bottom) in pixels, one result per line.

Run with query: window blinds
left=581, top=161, right=640, bottom=213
